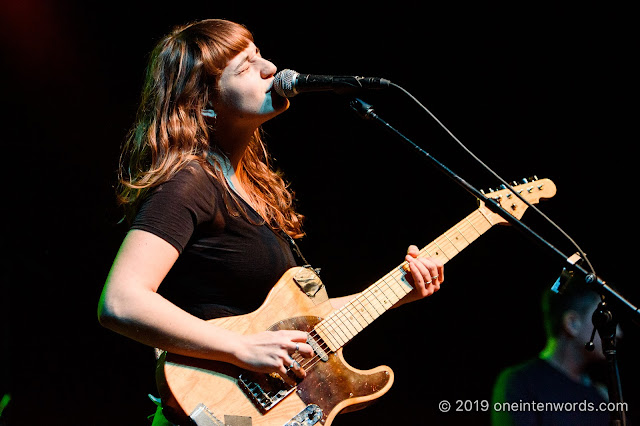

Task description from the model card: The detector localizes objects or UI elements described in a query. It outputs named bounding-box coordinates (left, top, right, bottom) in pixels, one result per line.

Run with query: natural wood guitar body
left=157, top=267, right=394, bottom=425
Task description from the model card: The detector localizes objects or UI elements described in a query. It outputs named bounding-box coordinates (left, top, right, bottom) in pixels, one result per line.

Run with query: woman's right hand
left=232, top=330, right=315, bottom=379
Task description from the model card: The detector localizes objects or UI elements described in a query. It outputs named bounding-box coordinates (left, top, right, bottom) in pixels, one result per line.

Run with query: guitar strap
left=210, top=152, right=326, bottom=301
left=279, top=230, right=315, bottom=271
left=277, top=229, right=329, bottom=304
left=211, top=151, right=320, bottom=275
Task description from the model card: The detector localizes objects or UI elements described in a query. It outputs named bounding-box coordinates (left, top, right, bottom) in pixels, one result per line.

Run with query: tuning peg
left=521, top=178, right=529, bottom=184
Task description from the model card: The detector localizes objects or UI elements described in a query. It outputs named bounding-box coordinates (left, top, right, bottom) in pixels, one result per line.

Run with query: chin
left=271, top=91, right=290, bottom=112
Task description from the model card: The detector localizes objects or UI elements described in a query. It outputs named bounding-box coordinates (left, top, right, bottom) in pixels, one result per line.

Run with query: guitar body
left=157, top=267, right=394, bottom=425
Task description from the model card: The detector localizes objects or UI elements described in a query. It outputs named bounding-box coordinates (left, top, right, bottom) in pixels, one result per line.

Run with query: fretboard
left=314, top=208, right=494, bottom=352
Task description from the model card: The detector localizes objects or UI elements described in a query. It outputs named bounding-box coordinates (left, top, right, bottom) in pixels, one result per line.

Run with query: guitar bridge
left=238, top=372, right=296, bottom=412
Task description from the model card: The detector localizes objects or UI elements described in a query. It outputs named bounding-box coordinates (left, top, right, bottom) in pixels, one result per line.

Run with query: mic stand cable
left=387, top=82, right=597, bottom=277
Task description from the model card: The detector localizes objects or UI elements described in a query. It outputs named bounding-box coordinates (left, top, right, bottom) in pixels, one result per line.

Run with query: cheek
left=221, top=86, right=265, bottom=115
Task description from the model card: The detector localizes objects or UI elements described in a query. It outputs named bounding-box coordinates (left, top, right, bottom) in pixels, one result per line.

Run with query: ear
left=201, top=109, right=217, bottom=118
left=561, top=310, right=582, bottom=337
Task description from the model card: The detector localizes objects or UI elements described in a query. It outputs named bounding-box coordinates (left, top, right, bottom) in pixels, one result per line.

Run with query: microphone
left=273, top=69, right=391, bottom=98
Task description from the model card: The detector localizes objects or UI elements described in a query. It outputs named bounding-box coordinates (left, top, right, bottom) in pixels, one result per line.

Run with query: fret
left=342, top=303, right=367, bottom=330
left=367, top=288, right=386, bottom=314
left=372, top=282, right=393, bottom=307
left=390, top=269, right=414, bottom=294
left=431, top=240, right=452, bottom=261
left=465, top=217, right=481, bottom=236
left=351, top=294, right=376, bottom=324
left=362, top=288, right=385, bottom=316
left=314, top=324, right=341, bottom=351
left=314, top=206, right=499, bottom=352
left=473, top=209, right=494, bottom=231
left=327, top=315, right=352, bottom=343
left=421, top=246, right=433, bottom=257
left=380, top=276, right=405, bottom=302
left=454, top=230, right=473, bottom=247
left=453, top=225, right=471, bottom=244
left=334, top=307, right=361, bottom=336
left=323, top=316, right=349, bottom=345
left=443, top=232, right=467, bottom=252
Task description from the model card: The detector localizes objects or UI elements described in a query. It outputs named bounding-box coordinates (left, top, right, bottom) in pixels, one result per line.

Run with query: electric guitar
left=156, top=177, right=556, bottom=426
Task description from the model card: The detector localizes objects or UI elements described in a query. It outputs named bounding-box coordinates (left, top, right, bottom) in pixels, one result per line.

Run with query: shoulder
left=149, top=161, right=222, bottom=208
left=493, top=358, right=547, bottom=400
left=158, top=161, right=217, bottom=194
left=500, top=358, right=548, bottom=380
left=131, top=161, right=222, bottom=252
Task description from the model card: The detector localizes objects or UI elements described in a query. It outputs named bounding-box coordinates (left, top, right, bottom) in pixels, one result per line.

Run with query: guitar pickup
left=307, top=334, right=329, bottom=362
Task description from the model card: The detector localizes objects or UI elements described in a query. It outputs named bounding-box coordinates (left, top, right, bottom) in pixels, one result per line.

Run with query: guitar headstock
left=479, top=176, right=556, bottom=225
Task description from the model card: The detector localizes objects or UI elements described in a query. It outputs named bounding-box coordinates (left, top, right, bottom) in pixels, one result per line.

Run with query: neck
left=540, top=337, right=589, bottom=384
left=213, top=123, right=257, bottom=171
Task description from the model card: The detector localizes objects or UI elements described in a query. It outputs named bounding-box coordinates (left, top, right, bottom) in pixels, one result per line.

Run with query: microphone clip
left=349, top=98, right=378, bottom=120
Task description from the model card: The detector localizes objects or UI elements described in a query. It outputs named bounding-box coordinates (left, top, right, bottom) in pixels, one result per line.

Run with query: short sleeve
left=131, top=163, right=218, bottom=253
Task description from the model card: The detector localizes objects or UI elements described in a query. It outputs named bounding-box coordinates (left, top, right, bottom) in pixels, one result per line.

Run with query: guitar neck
left=314, top=207, right=494, bottom=352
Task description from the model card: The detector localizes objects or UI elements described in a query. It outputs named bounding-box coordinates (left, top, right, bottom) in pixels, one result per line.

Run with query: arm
left=98, top=229, right=313, bottom=377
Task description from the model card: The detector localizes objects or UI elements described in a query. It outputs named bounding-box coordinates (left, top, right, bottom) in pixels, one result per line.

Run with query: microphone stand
left=349, top=97, right=638, bottom=426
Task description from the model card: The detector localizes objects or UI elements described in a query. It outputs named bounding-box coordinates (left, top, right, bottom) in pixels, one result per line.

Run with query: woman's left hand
left=396, top=244, right=444, bottom=307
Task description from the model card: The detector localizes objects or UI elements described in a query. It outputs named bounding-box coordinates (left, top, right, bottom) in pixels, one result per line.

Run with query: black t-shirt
left=491, top=358, right=610, bottom=426
left=131, top=162, right=297, bottom=320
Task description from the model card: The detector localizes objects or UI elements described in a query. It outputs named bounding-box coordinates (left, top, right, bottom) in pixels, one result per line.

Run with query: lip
left=267, top=81, right=286, bottom=101
left=265, top=76, right=275, bottom=93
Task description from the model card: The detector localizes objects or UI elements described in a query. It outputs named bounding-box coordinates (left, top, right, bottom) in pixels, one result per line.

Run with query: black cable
left=388, top=82, right=597, bottom=276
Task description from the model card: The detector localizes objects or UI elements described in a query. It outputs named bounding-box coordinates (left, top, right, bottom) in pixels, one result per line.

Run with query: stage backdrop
left=1, top=2, right=638, bottom=425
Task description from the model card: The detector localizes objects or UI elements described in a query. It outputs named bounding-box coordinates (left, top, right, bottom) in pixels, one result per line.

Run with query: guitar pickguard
left=263, top=316, right=393, bottom=421
left=238, top=316, right=326, bottom=413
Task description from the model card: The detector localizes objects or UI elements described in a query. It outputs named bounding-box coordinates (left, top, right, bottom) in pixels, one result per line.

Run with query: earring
left=201, top=109, right=217, bottom=118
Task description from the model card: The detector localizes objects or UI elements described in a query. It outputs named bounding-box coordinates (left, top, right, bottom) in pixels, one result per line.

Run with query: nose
left=260, top=58, right=277, bottom=79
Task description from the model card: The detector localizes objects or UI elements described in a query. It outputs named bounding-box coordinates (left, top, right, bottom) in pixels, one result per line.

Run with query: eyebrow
left=234, top=47, right=261, bottom=71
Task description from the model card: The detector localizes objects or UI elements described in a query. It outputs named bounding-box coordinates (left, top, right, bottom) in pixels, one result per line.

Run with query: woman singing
left=97, top=18, right=444, bottom=425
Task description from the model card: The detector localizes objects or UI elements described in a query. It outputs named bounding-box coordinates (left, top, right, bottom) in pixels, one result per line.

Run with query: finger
left=289, top=331, right=310, bottom=342
left=278, top=364, right=291, bottom=381
left=406, top=256, right=431, bottom=289
left=436, top=261, right=444, bottom=284
left=425, top=257, right=444, bottom=284
left=406, top=244, right=420, bottom=258
left=418, top=258, right=440, bottom=285
left=292, top=342, right=314, bottom=358
left=287, top=357, right=307, bottom=379
left=287, top=341, right=310, bottom=355
left=285, top=332, right=314, bottom=358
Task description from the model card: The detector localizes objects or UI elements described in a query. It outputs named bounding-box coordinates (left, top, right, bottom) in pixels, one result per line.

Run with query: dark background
left=1, top=2, right=638, bottom=425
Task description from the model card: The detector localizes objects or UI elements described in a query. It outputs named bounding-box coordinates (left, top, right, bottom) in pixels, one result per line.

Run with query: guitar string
left=296, top=275, right=409, bottom=373
left=293, top=209, right=493, bottom=374
left=251, top=208, right=502, bottom=395
left=303, top=209, right=491, bottom=365
left=296, top=275, right=411, bottom=373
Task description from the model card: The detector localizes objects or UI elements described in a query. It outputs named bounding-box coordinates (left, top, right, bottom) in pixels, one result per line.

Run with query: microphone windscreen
left=273, top=69, right=299, bottom=98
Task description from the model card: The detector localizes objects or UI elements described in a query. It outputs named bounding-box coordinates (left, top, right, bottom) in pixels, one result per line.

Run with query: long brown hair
left=118, top=19, right=304, bottom=238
